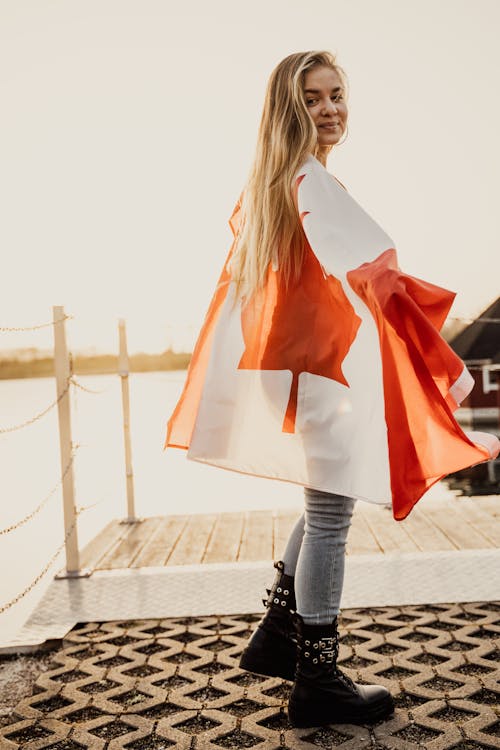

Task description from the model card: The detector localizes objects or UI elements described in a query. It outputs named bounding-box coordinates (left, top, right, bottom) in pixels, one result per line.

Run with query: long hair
left=229, top=50, right=348, bottom=304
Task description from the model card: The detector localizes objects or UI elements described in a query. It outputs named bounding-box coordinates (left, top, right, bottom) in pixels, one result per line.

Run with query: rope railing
left=0, top=445, right=80, bottom=535
left=0, top=314, right=73, bottom=332
left=0, top=378, right=71, bottom=434
left=0, top=499, right=98, bottom=615
left=0, top=376, right=110, bottom=434
left=0, top=307, right=104, bottom=605
left=70, top=375, right=109, bottom=395
left=0, top=307, right=140, bottom=626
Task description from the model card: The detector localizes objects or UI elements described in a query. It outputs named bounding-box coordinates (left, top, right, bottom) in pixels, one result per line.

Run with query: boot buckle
left=323, top=649, right=335, bottom=664
left=317, top=637, right=335, bottom=664
left=318, top=637, right=334, bottom=649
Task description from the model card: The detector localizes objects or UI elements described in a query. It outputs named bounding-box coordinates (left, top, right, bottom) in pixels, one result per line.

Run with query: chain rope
left=0, top=311, right=111, bottom=615
left=0, top=445, right=80, bottom=535
left=0, top=314, right=73, bottom=332
left=0, top=500, right=96, bottom=615
left=0, top=378, right=71, bottom=434
left=70, top=376, right=109, bottom=395
left=0, top=375, right=110, bottom=434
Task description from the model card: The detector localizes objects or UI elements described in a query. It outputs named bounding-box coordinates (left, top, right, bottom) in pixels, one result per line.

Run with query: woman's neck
left=315, top=146, right=331, bottom=168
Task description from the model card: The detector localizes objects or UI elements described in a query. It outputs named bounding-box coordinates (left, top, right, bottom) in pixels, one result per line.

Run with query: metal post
left=53, top=305, right=86, bottom=577
left=118, top=319, right=139, bottom=523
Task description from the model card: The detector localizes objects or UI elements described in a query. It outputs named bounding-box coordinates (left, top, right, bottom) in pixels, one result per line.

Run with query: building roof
left=449, top=297, right=500, bottom=360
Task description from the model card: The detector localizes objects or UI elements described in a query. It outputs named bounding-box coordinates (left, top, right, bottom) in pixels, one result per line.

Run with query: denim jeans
left=281, top=487, right=356, bottom=624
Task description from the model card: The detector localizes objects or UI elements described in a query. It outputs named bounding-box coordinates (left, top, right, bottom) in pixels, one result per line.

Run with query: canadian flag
left=164, top=155, right=499, bottom=520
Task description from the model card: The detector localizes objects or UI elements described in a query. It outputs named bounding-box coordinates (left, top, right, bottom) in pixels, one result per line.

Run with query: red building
left=447, top=297, right=500, bottom=493
left=449, top=297, right=500, bottom=431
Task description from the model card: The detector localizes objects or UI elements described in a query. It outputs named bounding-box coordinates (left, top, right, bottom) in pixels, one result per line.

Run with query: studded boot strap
left=264, top=560, right=296, bottom=613
left=301, top=635, right=337, bottom=665
left=298, top=619, right=357, bottom=691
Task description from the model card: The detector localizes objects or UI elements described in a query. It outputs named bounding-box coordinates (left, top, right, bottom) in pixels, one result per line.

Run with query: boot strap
left=265, top=561, right=296, bottom=611
left=302, top=636, right=356, bottom=690
left=303, top=637, right=335, bottom=664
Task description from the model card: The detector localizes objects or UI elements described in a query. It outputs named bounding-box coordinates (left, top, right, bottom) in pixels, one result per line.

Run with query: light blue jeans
left=282, top=487, right=356, bottom=625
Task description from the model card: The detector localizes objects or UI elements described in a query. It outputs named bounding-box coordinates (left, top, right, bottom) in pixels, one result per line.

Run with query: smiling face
left=303, top=65, right=348, bottom=148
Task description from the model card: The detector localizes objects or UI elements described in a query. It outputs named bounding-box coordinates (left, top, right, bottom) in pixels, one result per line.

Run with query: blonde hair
left=229, top=50, right=348, bottom=304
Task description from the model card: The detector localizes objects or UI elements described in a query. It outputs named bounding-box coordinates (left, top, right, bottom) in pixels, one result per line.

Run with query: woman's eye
left=306, top=99, right=317, bottom=106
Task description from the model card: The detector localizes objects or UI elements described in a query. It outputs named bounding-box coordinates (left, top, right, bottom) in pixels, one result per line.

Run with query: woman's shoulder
left=297, top=154, right=348, bottom=193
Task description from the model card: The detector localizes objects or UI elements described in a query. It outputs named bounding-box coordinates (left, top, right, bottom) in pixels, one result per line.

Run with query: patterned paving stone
left=0, top=602, right=498, bottom=749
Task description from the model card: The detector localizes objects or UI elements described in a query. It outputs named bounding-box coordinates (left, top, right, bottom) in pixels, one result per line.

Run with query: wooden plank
left=80, top=520, right=132, bottom=571
left=420, top=500, right=493, bottom=550
left=131, top=515, right=188, bottom=567
left=167, top=513, right=217, bottom=566
left=203, top=512, right=245, bottom=564
left=99, top=516, right=161, bottom=569
left=472, top=496, right=500, bottom=519
left=346, top=511, right=383, bottom=555
left=356, top=503, right=420, bottom=553
left=447, top=498, right=499, bottom=547
left=238, top=510, right=274, bottom=562
left=90, top=520, right=136, bottom=570
left=273, top=510, right=302, bottom=560
left=392, top=506, right=456, bottom=552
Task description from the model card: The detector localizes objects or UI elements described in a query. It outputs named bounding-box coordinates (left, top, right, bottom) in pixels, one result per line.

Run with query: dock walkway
left=80, top=494, right=500, bottom=572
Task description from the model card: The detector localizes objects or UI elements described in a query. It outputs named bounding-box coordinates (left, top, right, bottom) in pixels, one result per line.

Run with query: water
left=0, top=370, right=304, bottom=641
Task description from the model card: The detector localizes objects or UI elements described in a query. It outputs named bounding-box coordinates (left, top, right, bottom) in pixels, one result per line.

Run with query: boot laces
left=331, top=628, right=357, bottom=690
left=334, top=665, right=357, bottom=690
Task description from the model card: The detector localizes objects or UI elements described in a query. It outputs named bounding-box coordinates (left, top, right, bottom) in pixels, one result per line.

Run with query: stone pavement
left=1, top=602, right=499, bottom=750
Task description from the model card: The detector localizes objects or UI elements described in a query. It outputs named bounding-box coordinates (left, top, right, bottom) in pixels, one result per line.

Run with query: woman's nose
left=321, top=98, right=338, bottom=115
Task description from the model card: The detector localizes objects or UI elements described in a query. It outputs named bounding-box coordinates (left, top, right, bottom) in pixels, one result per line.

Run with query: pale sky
left=1, top=0, right=499, bottom=356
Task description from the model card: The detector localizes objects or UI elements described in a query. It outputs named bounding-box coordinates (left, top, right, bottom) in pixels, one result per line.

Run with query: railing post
left=53, top=305, right=81, bottom=575
left=118, top=318, right=138, bottom=523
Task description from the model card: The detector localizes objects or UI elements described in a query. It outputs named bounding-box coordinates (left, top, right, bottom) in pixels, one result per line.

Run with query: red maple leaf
left=238, top=230, right=361, bottom=433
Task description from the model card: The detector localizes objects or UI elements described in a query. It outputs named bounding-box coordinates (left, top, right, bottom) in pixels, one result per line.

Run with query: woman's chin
left=318, top=134, right=343, bottom=147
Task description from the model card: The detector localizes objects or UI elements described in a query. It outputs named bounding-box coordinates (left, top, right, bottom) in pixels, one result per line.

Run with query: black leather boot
left=239, top=561, right=297, bottom=681
left=288, top=614, right=394, bottom=727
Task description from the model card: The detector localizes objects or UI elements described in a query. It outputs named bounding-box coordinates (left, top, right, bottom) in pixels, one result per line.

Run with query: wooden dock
left=79, top=494, right=499, bottom=572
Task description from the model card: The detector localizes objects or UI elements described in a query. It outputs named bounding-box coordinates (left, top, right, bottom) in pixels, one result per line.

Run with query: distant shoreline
left=0, top=350, right=191, bottom=380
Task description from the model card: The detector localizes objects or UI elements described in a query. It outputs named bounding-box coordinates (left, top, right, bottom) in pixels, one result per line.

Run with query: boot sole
left=288, top=691, right=395, bottom=727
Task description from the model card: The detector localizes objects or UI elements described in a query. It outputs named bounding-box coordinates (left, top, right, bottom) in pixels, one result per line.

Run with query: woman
left=165, top=51, right=499, bottom=728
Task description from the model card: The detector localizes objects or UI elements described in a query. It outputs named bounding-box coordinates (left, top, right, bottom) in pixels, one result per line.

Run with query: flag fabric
left=164, top=154, right=499, bottom=520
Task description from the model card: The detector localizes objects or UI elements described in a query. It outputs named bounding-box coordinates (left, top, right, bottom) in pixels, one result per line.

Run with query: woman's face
left=303, top=66, right=348, bottom=147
